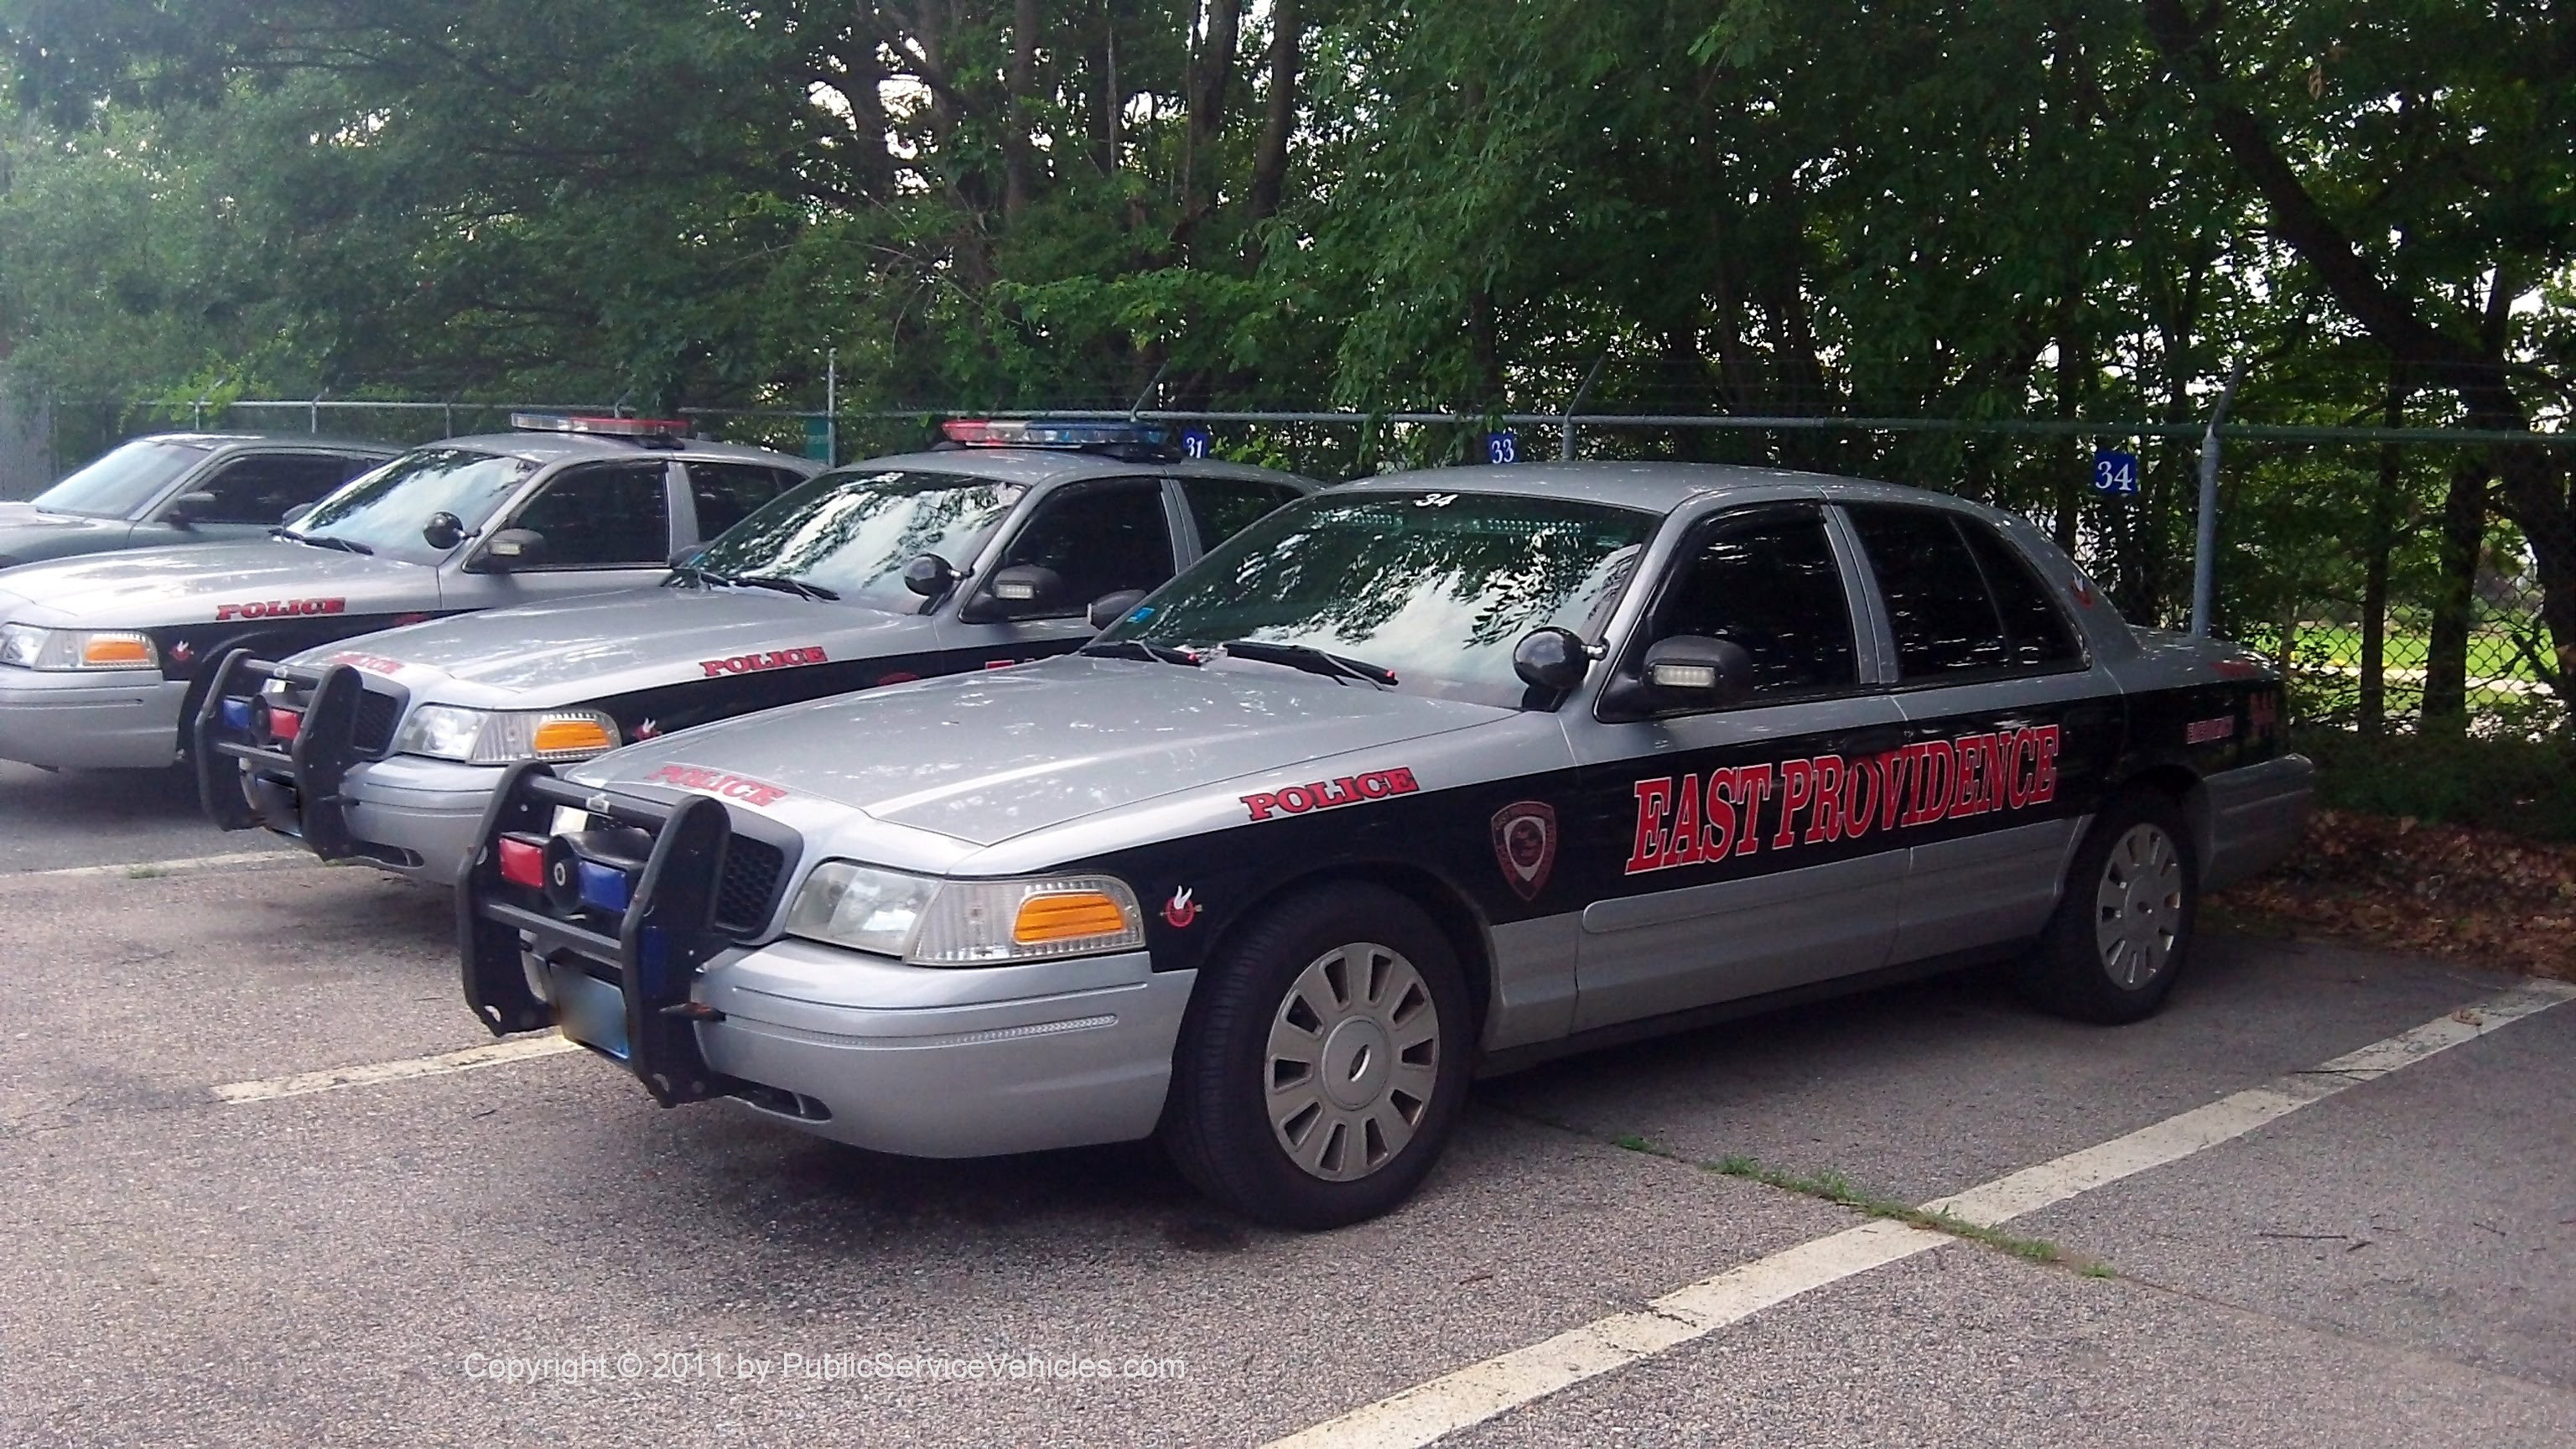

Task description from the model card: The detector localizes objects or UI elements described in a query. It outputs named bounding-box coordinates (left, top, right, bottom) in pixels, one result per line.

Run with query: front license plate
left=547, top=962, right=631, bottom=1062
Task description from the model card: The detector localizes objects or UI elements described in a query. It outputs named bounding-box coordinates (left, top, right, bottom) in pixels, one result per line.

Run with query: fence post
left=2189, top=360, right=2246, bottom=638
left=826, top=348, right=839, bottom=467
left=443, top=402, right=454, bottom=438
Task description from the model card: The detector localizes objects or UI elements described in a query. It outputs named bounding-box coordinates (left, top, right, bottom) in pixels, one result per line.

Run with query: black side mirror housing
left=166, top=491, right=221, bottom=527
left=902, top=553, right=958, bottom=598
left=961, top=563, right=1064, bottom=622
left=1087, top=589, right=1150, bottom=631
left=422, top=512, right=467, bottom=551
left=474, top=527, right=548, bottom=572
left=1637, top=635, right=1754, bottom=710
left=1512, top=626, right=1592, bottom=692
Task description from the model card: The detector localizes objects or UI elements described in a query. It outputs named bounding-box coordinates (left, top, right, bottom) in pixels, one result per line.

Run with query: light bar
left=939, top=418, right=1171, bottom=450
left=497, top=834, right=546, bottom=891
left=575, top=860, right=635, bottom=914
left=509, top=413, right=692, bottom=439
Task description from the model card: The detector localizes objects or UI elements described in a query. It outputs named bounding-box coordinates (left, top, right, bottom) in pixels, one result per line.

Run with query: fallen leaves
left=2211, top=808, right=2576, bottom=981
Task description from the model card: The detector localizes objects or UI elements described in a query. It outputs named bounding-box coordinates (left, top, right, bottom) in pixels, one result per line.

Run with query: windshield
left=678, top=469, right=1026, bottom=610
left=32, top=439, right=212, bottom=518
left=289, top=448, right=536, bottom=560
left=1103, top=490, right=1659, bottom=707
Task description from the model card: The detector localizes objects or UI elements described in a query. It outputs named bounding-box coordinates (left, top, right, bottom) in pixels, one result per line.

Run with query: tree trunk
left=1002, top=0, right=1037, bottom=223
left=2422, top=456, right=2488, bottom=730
left=1245, top=0, right=1298, bottom=224
left=1179, top=0, right=1243, bottom=244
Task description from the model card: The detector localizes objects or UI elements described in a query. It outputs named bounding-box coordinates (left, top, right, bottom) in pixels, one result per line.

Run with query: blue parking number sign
left=1180, top=428, right=1213, bottom=460
left=1486, top=430, right=1519, bottom=465
left=2092, top=449, right=2139, bottom=496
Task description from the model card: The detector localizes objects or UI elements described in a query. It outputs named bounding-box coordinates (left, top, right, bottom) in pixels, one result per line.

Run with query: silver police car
left=0, top=416, right=814, bottom=771
left=199, top=421, right=1316, bottom=883
left=0, top=433, right=397, bottom=569
left=460, top=464, right=2314, bottom=1228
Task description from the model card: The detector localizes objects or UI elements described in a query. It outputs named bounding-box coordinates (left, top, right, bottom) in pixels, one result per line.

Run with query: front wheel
left=2018, top=790, right=2199, bottom=1025
left=1161, top=884, right=1472, bottom=1229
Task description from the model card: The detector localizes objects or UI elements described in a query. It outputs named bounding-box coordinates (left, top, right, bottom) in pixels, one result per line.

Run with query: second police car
left=459, top=463, right=2313, bottom=1229
left=0, top=415, right=816, bottom=771
left=197, top=421, right=1317, bottom=882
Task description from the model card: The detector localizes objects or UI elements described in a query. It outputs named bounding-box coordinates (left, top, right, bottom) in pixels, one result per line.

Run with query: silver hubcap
left=1265, top=942, right=1441, bottom=1182
left=2095, top=823, right=2185, bottom=989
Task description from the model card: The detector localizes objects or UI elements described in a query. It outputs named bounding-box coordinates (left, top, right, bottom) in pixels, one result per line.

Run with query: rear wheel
left=1161, top=884, right=1472, bottom=1229
left=2018, top=790, right=2198, bottom=1025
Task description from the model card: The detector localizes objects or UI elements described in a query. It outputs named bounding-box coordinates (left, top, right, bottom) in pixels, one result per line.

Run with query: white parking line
left=14, top=849, right=309, bottom=880
left=1267, top=978, right=2576, bottom=1449
left=212, top=1035, right=581, bottom=1103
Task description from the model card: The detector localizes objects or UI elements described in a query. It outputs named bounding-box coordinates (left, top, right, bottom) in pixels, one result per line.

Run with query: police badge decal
left=1489, top=800, right=1558, bottom=902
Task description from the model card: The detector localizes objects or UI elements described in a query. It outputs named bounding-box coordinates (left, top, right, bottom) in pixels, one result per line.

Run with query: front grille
left=354, top=690, right=402, bottom=756
left=714, top=837, right=787, bottom=933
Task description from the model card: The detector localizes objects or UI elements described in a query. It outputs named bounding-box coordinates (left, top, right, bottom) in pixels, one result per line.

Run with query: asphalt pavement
left=1, top=783, right=2570, bottom=1447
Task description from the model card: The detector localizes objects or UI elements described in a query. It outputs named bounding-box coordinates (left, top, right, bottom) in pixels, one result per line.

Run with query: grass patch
left=1613, top=1136, right=2112, bottom=1277
left=125, top=865, right=167, bottom=880
left=2298, top=728, right=2576, bottom=843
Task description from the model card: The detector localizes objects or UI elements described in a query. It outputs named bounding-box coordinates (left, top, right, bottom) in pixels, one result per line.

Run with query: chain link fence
left=18, top=393, right=2569, bottom=740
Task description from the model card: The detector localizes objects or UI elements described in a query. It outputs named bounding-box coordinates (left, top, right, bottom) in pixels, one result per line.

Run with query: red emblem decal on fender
left=1162, top=887, right=1201, bottom=928
left=1242, top=767, right=1420, bottom=822
left=644, top=763, right=791, bottom=808
left=1490, top=801, right=1559, bottom=901
left=699, top=646, right=828, bottom=678
left=214, top=598, right=345, bottom=622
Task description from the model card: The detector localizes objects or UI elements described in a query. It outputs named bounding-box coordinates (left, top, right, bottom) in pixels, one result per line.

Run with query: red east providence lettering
left=1623, top=724, right=2063, bottom=877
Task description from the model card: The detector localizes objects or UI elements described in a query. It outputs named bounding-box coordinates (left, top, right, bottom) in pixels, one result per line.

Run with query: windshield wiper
left=1219, top=640, right=1399, bottom=688
left=1080, top=639, right=1202, bottom=667
left=269, top=527, right=373, bottom=555
left=730, top=574, right=839, bottom=601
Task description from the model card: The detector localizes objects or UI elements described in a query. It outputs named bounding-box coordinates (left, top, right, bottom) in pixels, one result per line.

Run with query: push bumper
left=460, top=767, right=1184, bottom=1160
left=2200, top=751, right=2315, bottom=891
left=0, top=668, right=193, bottom=769
left=197, top=650, right=464, bottom=877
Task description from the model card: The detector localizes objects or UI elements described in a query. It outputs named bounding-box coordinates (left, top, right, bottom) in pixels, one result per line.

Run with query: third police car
left=459, top=463, right=2311, bottom=1229
left=200, top=421, right=1317, bottom=882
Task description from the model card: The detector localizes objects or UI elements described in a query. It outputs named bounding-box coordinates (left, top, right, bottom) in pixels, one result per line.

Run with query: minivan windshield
left=675, top=469, right=1026, bottom=610
left=32, top=439, right=212, bottom=519
left=288, top=448, right=537, bottom=562
left=1098, top=491, right=1658, bottom=708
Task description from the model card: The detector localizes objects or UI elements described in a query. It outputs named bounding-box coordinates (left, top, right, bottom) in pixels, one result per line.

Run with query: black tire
left=2018, top=788, right=2199, bottom=1025
left=1161, top=883, right=1472, bottom=1230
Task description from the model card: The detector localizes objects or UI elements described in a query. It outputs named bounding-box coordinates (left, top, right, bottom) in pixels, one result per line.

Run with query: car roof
left=828, top=447, right=1318, bottom=491
left=430, top=431, right=817, bottom=468
left=1337, top=461, right=2008, bottom=518
left=136, top=432, right=402, bottom=454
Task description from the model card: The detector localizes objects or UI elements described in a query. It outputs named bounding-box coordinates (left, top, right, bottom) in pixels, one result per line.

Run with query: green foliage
left=2297, top=728, right=2576, bottom=842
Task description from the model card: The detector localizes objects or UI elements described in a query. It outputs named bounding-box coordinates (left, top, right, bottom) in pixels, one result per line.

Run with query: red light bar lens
left=497, top=835, right=545, bottom=890
left=939, top=418, right=1171, bottom=450
left=267, top=708, right=303, bottom=744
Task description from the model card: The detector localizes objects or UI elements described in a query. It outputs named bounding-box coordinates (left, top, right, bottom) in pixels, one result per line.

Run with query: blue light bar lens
left=220, top=699, right=252, bottom=732
left=576, top=859, right=635, bottom=913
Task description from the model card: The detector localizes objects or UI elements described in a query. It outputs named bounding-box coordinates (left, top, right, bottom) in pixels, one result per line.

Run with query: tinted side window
left=187, top=454, right=355, bottom=524
left=688, top=463, right=800, bottom=541
left=1182, top=479, right=1303, bottom=550
left=508, top=463, right=673, bottom=567
left=1846, top=504, right=2012, bottom=679
left=1961, top=521, right=2081, bottom=667
left=995, top=481, right=1176, bottom=614
left=1654, top=508, right=1857, bottom=698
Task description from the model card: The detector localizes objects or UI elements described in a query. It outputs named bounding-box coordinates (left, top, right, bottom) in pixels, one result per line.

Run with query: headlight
left=785, top=864, right=1145, bottom=965
left=0, top=624, right=159, bottom=672
left=394, top=704, right=620, bottom=764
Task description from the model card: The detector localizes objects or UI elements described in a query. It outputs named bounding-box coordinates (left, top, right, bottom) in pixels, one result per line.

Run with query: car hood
left=565, top=654, right=1509, bottom=849
left=0, top=504, right=125, bottom=546
left=289, top=586, right=941, bottom=709
left=0, top=538, right=433, bottom=629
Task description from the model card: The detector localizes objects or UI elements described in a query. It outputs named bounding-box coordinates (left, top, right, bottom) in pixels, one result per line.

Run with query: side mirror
left=668, top=543, right=707, bottom=570
left=166, top=491, right=221, bottom=527
left=422, top=512, right=467, bottom=550
left=965, top=564, right=1063, bottom=621
left=902, top=553, right=958, bottom=598
left=1087, top=589, right=1150, bottom=631
left=1638, top=635, right=1753, bottom=710
left=1512, top=626, right=1593, bottom=692
left=475, top=527, right=548, bottom=572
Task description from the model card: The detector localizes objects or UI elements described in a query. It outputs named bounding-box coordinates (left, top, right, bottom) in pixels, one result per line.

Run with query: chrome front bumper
left=0, top=670, right=191, bottom=769
left=550, top=941, right=1193, bottom=1159
left=334, top=754, right=511, bottom=885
